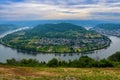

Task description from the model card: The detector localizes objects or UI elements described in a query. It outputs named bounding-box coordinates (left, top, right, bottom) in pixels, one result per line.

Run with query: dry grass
left=0, top=65, right=120, bottom=80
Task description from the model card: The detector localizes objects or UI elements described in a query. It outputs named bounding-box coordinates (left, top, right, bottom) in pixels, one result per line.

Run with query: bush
left=78, top=56, right=96, bottom=67
left=5, top=55, right=117, bottom=68
left=97, top=59, right=113, bottom=67
left=108, top=52, right=120, bottom=61
left=58, top=61, right=68, bottom=67
left=69, top=56, right=96, bottom=68
left=6, top=58, right=18, bottom=65
left=6, top=58, right=40, bottom=67
left=20, top=59, right=40, bottom=66
left=47, top=58, right=58, bottom=67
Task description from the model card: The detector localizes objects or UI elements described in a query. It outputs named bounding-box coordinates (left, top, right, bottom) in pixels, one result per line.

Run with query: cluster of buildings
left=93, top=28, right=120, bottom=37
left=34, top=37, right=109, bottom=49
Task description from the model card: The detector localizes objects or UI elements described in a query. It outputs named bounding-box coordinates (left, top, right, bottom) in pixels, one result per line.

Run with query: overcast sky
left=0, top=0, right=120, bottom=21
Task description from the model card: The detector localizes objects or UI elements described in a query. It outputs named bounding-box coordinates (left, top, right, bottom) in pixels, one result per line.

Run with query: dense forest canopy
left=25, top=23, right=88, bottom=38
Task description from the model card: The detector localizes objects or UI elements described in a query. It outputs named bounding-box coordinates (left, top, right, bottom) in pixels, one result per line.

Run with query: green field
left=0, top=64, right=120, bottom=80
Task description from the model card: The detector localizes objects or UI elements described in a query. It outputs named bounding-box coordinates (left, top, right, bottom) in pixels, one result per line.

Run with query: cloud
left=0, top=0, right=120, bottom=21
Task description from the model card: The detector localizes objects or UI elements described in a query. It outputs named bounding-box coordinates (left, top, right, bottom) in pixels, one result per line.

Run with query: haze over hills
left=1, top=20, right=119, bottom=27
left=94, top=23, right=120, bottom=30
left=0, top=24, right=18, bottom=34
left=92, top=23, right=120, bottom=37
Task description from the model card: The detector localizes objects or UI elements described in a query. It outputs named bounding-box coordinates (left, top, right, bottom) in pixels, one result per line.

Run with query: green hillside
left=25, top=23, right=87, bottom=38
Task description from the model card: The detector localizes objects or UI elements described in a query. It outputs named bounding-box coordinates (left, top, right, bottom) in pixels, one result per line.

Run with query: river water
left=0, top=28, right=120, bottom=63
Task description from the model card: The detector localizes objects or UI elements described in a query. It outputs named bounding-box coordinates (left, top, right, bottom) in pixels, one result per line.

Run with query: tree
left=47, top=58, right=58, bottom=67
left=98, top=59, right=113, bottom=67
left=78, top=56, right=95, bottom=67
left=6, top=58, right=18, bottom=65
left=108, top=52, right=120, bottom=61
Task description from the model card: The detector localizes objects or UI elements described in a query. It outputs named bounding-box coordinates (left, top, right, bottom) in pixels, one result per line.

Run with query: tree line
left=4, top=52, right=120, bottom=68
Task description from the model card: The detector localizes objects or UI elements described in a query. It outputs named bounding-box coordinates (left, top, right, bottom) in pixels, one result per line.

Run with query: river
left=0, top=28, right=120, bottom=63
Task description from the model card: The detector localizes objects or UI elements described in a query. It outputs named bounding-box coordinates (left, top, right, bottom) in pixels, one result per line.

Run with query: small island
left=1, top=23, right=111, bottom=53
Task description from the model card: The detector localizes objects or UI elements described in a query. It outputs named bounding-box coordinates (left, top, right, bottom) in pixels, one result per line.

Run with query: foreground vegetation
left=0, top=64, right=120, bottom=80
left=5, top=56, right=113, bottom=68
left=0, top=52, right=120, bottom=79
left=3, top=52, right=120, bottom=68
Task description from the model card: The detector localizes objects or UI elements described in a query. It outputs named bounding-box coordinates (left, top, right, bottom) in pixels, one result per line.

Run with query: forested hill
left=25, top=23, right=95, bottom=38
left=34, top=23, right=86, bottom=32
left=0, top=24, right=17, bottom=34
left=94, top=23, right=120, bottom=30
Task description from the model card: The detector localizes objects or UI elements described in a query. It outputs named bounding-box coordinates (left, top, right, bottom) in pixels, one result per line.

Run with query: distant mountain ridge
left=1, top=20, right=118, bottom=27
left=92, top=23, right=120, bottom=37
left=94, top=23, right=120, bottom=30
left=0, top=24, right=18, bottom=34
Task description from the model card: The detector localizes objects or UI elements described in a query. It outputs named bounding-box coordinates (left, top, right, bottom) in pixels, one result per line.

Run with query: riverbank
left=0, top=64, right=120, bottom=80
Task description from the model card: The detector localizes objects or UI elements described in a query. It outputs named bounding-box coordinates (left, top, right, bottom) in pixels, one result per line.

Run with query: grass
left=0, top=64, right=120, bottom=80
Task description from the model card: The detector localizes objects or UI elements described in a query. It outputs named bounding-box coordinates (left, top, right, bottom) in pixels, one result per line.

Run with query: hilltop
left=25, top=23, right=86, bottom=38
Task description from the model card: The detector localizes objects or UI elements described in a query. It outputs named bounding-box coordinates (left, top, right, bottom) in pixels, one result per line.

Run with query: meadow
left=0, top=64, right=120, bottom=80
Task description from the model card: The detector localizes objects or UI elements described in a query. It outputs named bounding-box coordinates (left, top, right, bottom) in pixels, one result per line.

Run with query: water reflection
left=17, top=49, right=38, bottom=56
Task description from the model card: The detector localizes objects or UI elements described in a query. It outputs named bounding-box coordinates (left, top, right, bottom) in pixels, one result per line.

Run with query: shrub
left=98, top=59, right=113, bottom=67
left=108, top=52, right=120, bottom=61
left=47, top=58, right=58, bottom=67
